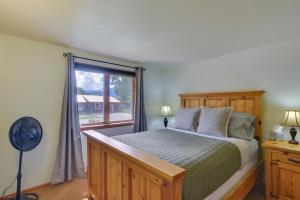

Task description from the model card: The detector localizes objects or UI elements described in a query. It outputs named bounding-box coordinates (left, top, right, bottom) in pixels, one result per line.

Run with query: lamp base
left=289, top=140, right=299, bottom=145
left=289, top=127, right=299, bottom=145
left=163, top=118, right=168, bottom=128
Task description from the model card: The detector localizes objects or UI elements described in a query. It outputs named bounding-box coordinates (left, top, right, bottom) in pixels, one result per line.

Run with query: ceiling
left=1, top=0, right=300, bottom=65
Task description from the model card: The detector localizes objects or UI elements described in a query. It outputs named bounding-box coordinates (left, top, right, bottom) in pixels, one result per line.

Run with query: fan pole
left=16, top=151, right=23, bottom=200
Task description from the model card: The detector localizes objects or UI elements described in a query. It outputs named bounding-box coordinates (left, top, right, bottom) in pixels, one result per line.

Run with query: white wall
left=163, top=39, right=300, bottom=140
left=143, top=65, right=166, bottom=129
left=0, top=33, right=164, bottom=194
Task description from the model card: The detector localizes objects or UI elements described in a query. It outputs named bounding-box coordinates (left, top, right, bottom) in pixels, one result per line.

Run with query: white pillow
left=228, top=112, right=256, bottom=140
left=197, top=107, right=232, bottom=138
left=173, top=108, right=201, bottom=131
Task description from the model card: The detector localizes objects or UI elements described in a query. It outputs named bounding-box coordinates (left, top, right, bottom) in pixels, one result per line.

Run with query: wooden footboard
left=84, top=130, right=186, bottom=200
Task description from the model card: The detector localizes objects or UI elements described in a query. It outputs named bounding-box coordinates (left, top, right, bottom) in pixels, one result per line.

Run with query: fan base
left=8, top=193, right=39, bottom=200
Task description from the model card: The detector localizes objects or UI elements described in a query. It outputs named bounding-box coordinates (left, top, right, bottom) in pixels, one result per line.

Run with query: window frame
left=75, top=63, right=136, bottom=131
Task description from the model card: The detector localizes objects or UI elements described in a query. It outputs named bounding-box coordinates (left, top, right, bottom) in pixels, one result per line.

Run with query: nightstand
left=262, top=140, right=300, bottom=200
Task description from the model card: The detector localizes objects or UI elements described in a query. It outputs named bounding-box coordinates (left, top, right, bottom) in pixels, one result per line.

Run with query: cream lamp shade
left=283, top=110, right=300, bottom=127
left=160, top=105, right=172, bottom=117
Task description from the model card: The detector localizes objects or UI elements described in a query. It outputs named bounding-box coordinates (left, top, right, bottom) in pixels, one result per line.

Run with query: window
left=75, top=63, right=135, bottom=130
left=78, top=102, right=84, bottom=111
left=76, top=71, right=104, bottom=125
left=94, top=103, right=101, bottom=110
left=110, top=75, right=133, bottom=122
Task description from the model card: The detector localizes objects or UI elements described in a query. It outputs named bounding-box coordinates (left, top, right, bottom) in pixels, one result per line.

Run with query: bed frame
left=84, top=90, right=264, bottom=200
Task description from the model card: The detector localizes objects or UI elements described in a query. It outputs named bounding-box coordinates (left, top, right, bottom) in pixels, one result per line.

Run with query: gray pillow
left=173, top=108, right=201, bottom=131
left=228, top=112, right=256, bottom=140
left=197, top=107, right=232, bottom=138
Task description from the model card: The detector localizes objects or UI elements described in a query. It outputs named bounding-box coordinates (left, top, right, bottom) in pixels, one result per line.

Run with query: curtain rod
left=63, top=53, right=145, bottom=70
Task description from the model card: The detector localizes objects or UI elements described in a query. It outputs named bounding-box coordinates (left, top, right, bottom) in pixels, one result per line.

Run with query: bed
left=84, top=90, right=264, bottom=200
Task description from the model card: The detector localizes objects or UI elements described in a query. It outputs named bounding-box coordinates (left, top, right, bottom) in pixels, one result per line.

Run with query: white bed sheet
left=167, top=128, right=258, bottom=167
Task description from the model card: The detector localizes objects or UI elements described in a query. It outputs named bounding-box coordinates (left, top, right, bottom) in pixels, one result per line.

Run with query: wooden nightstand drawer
left=271, top=161, right=300, bottom=199
left=272, top=151, right=300, bottom=167
left=263, top=140, right=300, bottom=200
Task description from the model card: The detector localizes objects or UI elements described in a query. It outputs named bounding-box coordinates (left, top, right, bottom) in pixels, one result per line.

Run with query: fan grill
left=9, top=117, right=42, bottom=152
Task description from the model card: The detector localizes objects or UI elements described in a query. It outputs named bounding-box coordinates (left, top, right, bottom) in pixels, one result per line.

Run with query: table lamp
left=160, top=105, right=172, bottom=127
left=283, top=110, right=300, bottom=145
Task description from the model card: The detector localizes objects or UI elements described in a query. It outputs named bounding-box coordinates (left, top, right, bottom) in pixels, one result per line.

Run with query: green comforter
left=113, top=129, right=241, bottom=200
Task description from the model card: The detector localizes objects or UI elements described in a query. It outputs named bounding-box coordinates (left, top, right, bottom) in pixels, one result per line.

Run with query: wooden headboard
left=179, top=90, right=265, bottom=161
